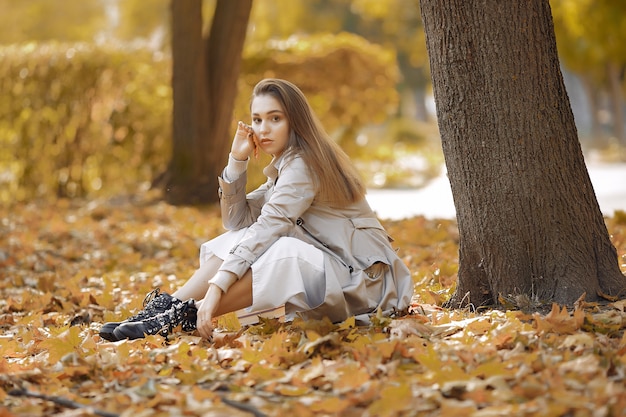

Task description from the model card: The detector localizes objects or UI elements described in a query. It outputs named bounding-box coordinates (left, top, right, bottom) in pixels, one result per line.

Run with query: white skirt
left=200, top=228, right=326, bottom=321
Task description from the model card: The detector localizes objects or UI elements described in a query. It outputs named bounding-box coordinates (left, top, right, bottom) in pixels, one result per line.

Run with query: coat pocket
left=350, top=217, right=391, bottom=270
left=362, top=261, right=390, bottom=309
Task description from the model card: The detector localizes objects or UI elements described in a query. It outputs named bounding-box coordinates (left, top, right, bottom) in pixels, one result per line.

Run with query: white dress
left=200, top=228, right=325, bottom=322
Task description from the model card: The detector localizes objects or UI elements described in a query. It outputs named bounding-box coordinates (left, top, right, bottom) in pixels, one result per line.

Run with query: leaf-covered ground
left=1, top=197, right=626, bottom=417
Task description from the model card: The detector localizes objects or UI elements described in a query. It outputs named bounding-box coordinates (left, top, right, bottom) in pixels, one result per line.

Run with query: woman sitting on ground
left=99, top=78, right=413, bottom=341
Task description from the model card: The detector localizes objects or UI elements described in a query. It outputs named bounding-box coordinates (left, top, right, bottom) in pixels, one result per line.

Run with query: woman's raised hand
left=231, top=121, right=259, bottom=161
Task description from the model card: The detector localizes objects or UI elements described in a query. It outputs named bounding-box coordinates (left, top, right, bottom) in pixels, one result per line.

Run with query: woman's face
left=251, top=94, right=290, bottom=157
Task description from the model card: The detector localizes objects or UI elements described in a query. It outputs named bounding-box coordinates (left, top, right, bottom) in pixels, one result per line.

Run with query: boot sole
left=113, top=322, right=166, bottom=340
left=99, top=322, right=121, bottom=341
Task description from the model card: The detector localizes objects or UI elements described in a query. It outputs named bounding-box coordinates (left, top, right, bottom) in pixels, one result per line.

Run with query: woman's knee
left=203, top=252, right=224, bottom=264
left=257, top=237, right=324, bottom=269
left=269, top=237, right=313, bottom=255
left=198, top=254, right=224, bottom=275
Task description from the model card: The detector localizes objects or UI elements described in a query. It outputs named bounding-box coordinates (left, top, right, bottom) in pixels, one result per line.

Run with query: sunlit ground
left=367, top=159, right=626, bottom=221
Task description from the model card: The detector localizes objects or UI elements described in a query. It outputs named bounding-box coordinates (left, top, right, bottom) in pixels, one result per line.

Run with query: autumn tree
left=551, top=0, right=626, bottom=146
left=348, top=0, right=430, bottom=121
left=420, top=0, right=626, bottom=307
left=160, top=0, right=252, bottom=205
left=250, top=0, right=431, bottom=122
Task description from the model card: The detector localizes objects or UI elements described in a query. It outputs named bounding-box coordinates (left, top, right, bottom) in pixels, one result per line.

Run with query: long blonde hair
left=252, top=79, right=366, bottom=206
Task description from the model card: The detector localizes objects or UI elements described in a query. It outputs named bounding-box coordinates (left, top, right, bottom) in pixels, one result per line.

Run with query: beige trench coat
left=216, top=153, right=413, bottom=323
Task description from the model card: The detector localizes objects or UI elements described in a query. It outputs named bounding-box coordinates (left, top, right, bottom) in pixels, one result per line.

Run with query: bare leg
left=214, top=270, right=253, bottom=316
left=194, top=269, right=253, bottom=338
left=172, top=256, right=223, bottom=301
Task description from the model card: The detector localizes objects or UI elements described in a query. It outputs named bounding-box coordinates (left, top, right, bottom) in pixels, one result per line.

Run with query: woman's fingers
left=250, top=130, right=260, bottom=159
left=195, top=285, right=223, bottom=339
left=233, top=121, right=258, bottom=160
left=197, top=318, right=213, bottom=339
left=240, top=122, right=259, bottom=159
left=196, top=306, right=214, bottom=339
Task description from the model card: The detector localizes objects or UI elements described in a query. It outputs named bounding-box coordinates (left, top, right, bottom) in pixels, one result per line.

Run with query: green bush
left=0, top=42, right=172, bottom=204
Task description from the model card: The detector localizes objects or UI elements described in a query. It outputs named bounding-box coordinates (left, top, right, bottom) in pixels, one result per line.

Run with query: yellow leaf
left=0, top=357, right=10, bottom=376
left=368, top=382, right=413, bottom=417
left=416, top=345, right=443, bottom=373
left=299, top=333, right=340, bottom=356
left=310, top=396, right=351, bottom=413
left=374, top=340, right=398, bottom=360
left=294, top=356, right=325, bottom=384
left=337, top=316, right=355, bottom=331
left=38, top=326, right=82, bottom=363
left=533, top=303, right=582, bottom=334
left=115, top=341, right=131, bottom=361
left=277, top=385, right=309, bottom=397
left=305, top=329, right=321, bottom=342
left=471, top=360, right=516, bottom=379
left=466, top=318, right=493, bottom=335
left=241, top=347, right=264, bottom=364
left=291, top=402, right=315, bottom=417
left=248, top=364, right=285, bottom=383
left=583, top=310, right=623, bottom=335
left=216, top=311, right=241, bottom=332
left=191, top=385, right=217, bottom=402
left=334, top=362, right=371, bottom=392
left=348, top=333, right=373, bottom=351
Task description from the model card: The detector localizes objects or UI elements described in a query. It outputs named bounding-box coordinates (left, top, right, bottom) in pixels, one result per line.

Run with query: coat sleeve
left=217, top=155, right=317, bottom=282
left=219, top=171, right=271, bottom=231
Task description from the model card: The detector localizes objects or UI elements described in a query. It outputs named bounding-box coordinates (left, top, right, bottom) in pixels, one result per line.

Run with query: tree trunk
left=163, top=0, right=252, bottom=205
left=204, top=0, right=253, bottom=189
left=420, top=0, right=625, bottom=307
left=165, top=0, right=206, bottom=204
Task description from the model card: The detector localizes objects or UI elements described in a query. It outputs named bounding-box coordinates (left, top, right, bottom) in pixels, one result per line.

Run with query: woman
left=100, top=78, right=413, bottom=342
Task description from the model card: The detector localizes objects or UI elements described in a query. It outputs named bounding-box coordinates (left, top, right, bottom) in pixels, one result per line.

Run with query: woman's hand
left=231, top=121, right=259, bottom=161
left=196, top=284, right=222, bottom=339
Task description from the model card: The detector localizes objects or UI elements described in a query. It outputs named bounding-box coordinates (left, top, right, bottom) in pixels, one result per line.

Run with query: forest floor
left=1, top=196, right=626, bottom=417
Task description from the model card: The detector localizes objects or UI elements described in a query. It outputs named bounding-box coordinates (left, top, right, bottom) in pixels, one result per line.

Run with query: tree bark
left=163, top=0, right=252, bottom=205
left=204, top=0, right=253, bottom=189
left=420, top=0, right=625, bottom=307
left=166, top=0, right=206, bottom=203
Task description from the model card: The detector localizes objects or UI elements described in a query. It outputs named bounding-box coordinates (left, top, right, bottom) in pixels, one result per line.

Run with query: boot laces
left=142, top=288, right=162, bottom=307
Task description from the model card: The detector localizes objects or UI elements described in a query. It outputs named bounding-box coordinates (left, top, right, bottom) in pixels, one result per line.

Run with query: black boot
left=99, top=289, right=178, bottom=341
left=112, top=299, right=197, bottom=340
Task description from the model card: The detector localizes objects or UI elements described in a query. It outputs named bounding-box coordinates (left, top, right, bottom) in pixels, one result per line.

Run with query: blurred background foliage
left=1, top=43, right=172, bottom=202
left=551, top=0, right=626, bottom=153
left=0, top=0, right=625, bottom=205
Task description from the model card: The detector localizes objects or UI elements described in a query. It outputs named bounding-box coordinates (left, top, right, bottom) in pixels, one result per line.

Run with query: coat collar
left=262, top=153, right=288, bottom=181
